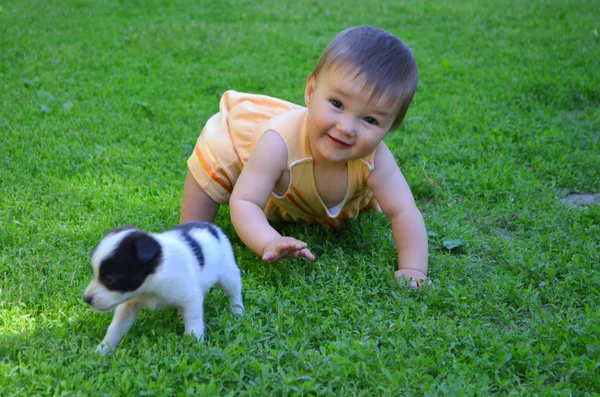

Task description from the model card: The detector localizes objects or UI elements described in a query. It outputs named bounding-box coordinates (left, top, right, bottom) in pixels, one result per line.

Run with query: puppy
left=83, top=221, right=244, bottom=354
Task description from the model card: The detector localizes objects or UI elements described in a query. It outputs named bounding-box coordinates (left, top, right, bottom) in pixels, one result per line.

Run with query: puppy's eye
left=102, top=274, right=116, bottom=286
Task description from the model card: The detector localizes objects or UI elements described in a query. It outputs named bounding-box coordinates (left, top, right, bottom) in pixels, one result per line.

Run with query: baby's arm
left=368, top=143, right=429, bottom=286
left=230, top=131, right=315, bottom=263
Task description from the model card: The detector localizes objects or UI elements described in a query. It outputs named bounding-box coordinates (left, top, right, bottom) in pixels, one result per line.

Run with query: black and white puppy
left=83, top=221, right=243, bottom=354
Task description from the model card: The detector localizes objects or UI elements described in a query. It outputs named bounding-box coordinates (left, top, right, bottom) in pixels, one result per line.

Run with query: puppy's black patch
left=172, top=221, right=220, bottom=241
left=180, top=232, right=205, bottom=268
left=99, top=231, right=162, bottom=292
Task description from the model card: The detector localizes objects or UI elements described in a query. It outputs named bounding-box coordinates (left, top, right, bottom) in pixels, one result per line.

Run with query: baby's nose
left=337, top=116, right=356, bottom=136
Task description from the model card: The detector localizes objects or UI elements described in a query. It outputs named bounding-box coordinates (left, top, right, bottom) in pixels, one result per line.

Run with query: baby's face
left=304, top=65, right=397, bottom=165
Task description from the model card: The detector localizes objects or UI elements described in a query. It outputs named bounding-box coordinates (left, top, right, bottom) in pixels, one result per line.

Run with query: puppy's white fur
left=84, top=223, right=243, bottom=354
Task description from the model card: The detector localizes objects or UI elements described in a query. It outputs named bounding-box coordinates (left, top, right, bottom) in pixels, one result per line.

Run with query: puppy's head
left=83, top=227, right=162, bottom=311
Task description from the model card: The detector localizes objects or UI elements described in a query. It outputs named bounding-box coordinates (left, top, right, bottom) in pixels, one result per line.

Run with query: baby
left=180, top=26, right=429, bottom=286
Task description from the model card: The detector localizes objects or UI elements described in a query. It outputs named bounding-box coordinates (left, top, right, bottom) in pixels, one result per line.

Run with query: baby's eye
left=364, top=116, right=378, bottom=126
left=330, top=99, right=343, bottom=109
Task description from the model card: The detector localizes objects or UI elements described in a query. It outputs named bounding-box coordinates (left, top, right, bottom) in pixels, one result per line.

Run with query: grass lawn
left=1, top=0, right=599, bottom=394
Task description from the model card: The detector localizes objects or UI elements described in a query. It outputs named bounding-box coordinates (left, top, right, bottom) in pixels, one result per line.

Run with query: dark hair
left=310, top=26, right=418, bottom=131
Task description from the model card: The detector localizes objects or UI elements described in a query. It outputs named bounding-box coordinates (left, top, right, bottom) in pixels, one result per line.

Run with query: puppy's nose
left=83, top=295, right=93, bottom=305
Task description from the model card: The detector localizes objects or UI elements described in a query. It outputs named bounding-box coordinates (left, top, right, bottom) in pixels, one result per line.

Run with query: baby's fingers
left=282, top=241, right=306, bottom=251
left=298, top=248, right=315, bottom=261
left=262, top=247, right=295, bottom=263
left=262, top=251, right=277, bottom=262
left=262, top=246, right=313, bottom=263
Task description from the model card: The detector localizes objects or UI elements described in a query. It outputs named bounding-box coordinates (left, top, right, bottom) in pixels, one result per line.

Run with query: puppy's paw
left=184, top=329, right=205, bottom=342
left=231, top=304, right=244, bottom=315
left=95, top=342, right=112, bottom=355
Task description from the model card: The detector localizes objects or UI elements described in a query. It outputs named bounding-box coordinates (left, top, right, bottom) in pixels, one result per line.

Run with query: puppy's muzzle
left=83, top=294, right=93, bottom=305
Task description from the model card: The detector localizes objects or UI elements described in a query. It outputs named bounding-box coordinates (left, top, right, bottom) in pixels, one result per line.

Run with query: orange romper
left=187, top=90, right=380, bottom=229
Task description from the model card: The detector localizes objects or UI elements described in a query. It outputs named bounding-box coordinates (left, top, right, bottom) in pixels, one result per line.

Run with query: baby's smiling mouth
left=328, top=135, right=352, bottom=147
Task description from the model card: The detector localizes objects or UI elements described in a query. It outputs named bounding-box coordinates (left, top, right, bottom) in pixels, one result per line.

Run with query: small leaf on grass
left=24, top=78, right=40, bottom=88
left=37, top=90, right=54, bottom=100
left=41, top=105, right=51, bottom=113
left=63, top=102, right=73, bottom=110
left=135, top=101, right=154, bottom=119
left=427, top=230, right=438, bottom=237
left=443, top=238, right=464, bottom=251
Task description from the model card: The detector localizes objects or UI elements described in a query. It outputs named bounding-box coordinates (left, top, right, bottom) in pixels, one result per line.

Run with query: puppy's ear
left=134, top=234, right=161, bottom=264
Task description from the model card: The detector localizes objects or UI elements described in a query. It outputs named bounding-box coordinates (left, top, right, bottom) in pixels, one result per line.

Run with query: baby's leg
left=180, top=171, right=220, bottom=223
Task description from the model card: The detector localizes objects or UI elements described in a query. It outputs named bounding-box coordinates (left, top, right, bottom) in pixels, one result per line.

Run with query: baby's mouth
left=328, top=135, right=351, bottom=147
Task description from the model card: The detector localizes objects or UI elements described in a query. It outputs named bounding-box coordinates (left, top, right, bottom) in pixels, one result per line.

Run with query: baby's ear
left=304, top=73, right=316, bottom=106
left=134, top=234, right=161, bottom=264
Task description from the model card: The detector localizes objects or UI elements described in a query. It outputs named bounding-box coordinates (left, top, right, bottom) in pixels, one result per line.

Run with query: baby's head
left=309, top=26, right=418, bottom=132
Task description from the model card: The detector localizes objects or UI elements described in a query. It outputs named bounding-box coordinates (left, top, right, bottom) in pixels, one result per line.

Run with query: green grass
left=1, top=0, right=599, bottom=394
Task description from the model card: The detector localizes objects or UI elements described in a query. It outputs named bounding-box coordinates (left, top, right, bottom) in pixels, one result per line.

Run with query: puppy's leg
left=182, top=297, right=205, bottom=340
left=217, top=269, right=244, bottom=315
left=96, top=301, right=141, bottom=354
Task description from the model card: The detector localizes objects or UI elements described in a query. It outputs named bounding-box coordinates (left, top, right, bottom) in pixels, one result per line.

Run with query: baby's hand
left=395, top=269, right=431, bottom=288
left=262, top=237, right=315, bottom=264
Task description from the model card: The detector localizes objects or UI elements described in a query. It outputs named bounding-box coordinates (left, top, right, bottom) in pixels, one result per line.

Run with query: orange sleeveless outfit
left=187, top=90, right=380, bottom=229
